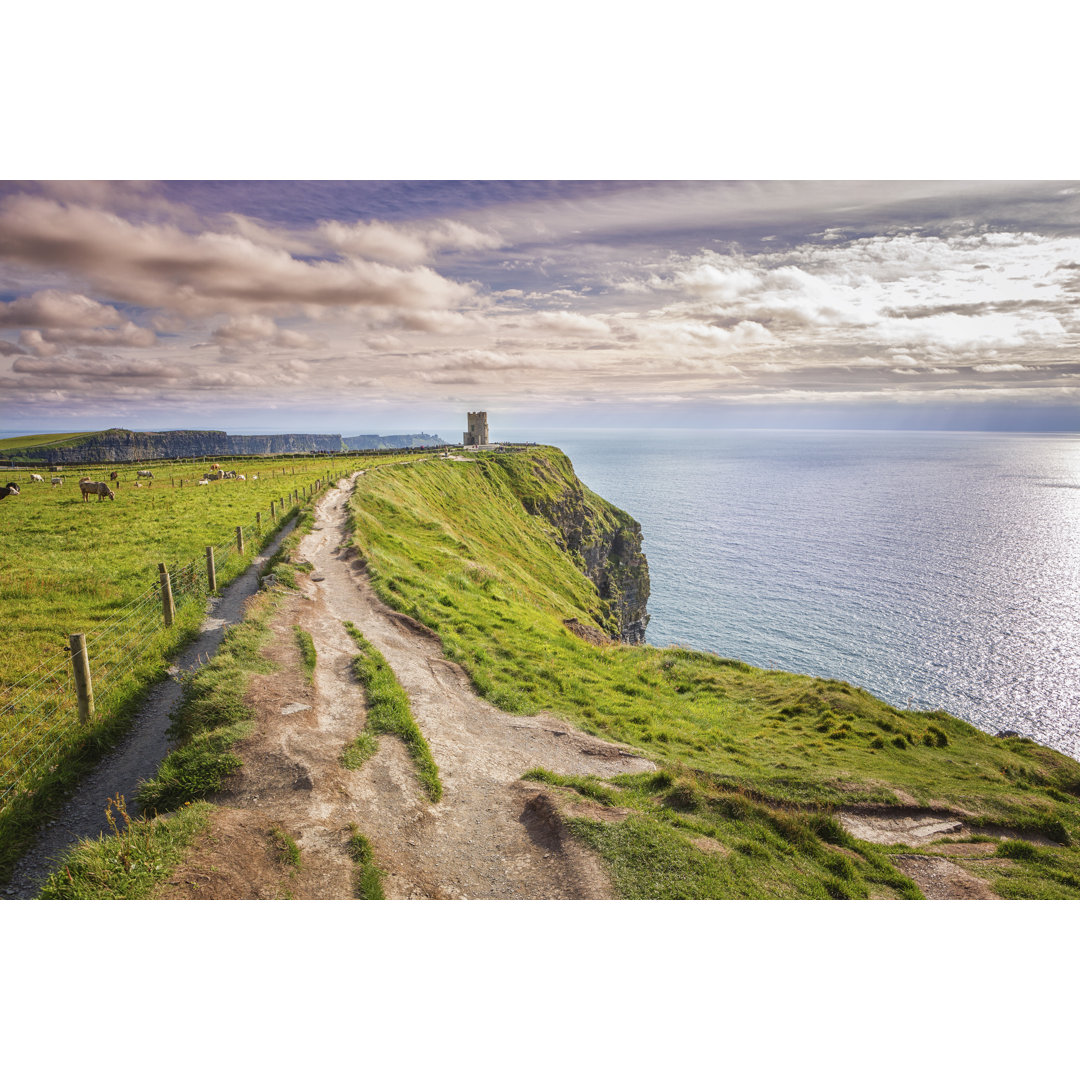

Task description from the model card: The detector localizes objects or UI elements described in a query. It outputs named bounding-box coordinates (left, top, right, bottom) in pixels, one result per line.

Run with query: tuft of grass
left=294, top=625, right=317, bottom=683
left=137, top=604, right=275, bottom=814
left=341, top=621, right=442, bottom=802
left=269, top=824, right=302, bottom=868
left=996, top=839, right=1051, bottom=863
left=347, top=824, right=385, bottom=899
left=39, top=795, right=211, bottom=899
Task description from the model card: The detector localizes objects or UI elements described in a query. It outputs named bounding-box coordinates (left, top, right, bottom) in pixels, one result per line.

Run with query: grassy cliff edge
left=346, top=446, right=1080, bottom=899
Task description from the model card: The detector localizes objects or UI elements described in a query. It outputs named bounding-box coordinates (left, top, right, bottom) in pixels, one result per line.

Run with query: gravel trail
left=4, top=520, right=296, bottom=899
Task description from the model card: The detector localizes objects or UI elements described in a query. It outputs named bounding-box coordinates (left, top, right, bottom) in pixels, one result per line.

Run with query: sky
left=2, top=179, right=1079, bottom=437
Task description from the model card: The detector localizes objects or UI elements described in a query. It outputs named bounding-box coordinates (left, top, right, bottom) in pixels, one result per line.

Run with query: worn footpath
left=157, top=475, right=654, bottom=899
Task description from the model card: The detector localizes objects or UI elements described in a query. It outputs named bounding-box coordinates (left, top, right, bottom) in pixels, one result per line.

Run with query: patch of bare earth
left=838, top=808, right=1061, bottom=848
left=890, top=855, right=1000, bottom=900
left=160, top=476, right=655, bottom=900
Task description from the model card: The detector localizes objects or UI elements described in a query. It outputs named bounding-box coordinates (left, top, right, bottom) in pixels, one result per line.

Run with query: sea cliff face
left=8, top=428, right=445, bottom=463
left=489, top=450, right=651, bottom=644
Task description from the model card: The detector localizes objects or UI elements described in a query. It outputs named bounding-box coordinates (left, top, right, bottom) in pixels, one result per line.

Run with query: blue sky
left=2, top=179, right=1079, bottom=437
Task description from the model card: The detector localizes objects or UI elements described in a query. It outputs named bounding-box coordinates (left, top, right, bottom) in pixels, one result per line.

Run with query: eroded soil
left=159, top=476, right=654, bottom=900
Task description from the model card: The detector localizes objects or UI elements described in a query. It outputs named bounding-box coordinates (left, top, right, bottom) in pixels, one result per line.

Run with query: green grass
left=294, top=626, right=317, bottom=683
left=345, top=446, right=1080, bottom=898
left=38, top=795, right=211, bottom=900
left=136, top=591, right=278, bottom=814
left=0, top=431, right=98, bottom=451
left=341, top=621, right=442, bottom=802
left=533, top=767, right=922, bottom=899
left=270, top=825, right=303, bottom=868
left=347, top=824, right=385, bottom=899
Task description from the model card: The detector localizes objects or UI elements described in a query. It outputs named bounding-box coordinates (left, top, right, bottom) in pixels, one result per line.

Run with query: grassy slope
left=0, top=431, right=99, bottom=451
left=347, top=448, right=1080, bottom=899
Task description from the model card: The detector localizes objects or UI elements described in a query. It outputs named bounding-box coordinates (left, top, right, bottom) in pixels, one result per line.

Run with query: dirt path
left=159, top=475, right=655, bottom=899
left=5, top=520, right=297, bottom=899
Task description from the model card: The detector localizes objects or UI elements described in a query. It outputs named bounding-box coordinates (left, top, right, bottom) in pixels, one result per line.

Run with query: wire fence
left=0, top=472, right=341, bottom=812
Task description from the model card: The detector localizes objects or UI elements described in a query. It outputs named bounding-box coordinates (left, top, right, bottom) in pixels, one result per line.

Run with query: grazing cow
left=203, top=470, right=223, bottom=481
left=209, top=463, right=220, bottom=471
left=237, top=474, right=246, bottom=481
left=30, top=474, right=44, bottom=483
left=51, top=477, right=63, bottom=486
left=137, top=469, right=153, bottom=478
left=110, top=471, right=119, bottom=481
left=79, top=478, right=115, bottom=502
left=223, top=470, right=238, bottom=480
left=0, top=482, right=20, bottom=500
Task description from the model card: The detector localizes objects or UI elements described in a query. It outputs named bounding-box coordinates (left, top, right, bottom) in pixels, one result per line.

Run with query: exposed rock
left=6, top=427, right=446, bottom=465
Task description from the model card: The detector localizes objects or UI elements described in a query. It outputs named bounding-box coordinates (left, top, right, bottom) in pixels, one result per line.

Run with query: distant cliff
left=4, top=428, right=446, bottom=463
left=343, top=433, right=445, bottom=450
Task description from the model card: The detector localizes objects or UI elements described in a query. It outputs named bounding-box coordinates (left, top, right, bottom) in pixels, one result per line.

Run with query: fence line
left=0, top=472, right=347, bottom=809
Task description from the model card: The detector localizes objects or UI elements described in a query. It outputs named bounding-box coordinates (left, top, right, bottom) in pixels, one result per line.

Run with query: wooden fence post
left=236, top=526, right=245, bottom=554
left=270, top=500, right=276, bottom=520
left=158, top=563, right=175, bottom=627
left=180, top=477, right=183, bottom=488
left=69, top=632, right=95, bottom=724
left=206, top=545, right=217, bottom=592
left=256, top=511, right=262, bottom=529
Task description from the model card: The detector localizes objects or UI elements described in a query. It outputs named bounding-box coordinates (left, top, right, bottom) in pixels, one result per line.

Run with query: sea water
left=538, top=429, right=1080, bottom=761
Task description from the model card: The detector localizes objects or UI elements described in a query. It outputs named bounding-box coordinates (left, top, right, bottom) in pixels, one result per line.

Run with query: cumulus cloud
left=524, top=311, right=612, bottom=336
left=12, top=354, right=180, bottom=379
left=210, top=314, right=317, bottom=350
left=0, top=195, right=475, bottom=317
left=317, top=217, right=502, bottom=265
left=0, top=289, right=123, bottom=329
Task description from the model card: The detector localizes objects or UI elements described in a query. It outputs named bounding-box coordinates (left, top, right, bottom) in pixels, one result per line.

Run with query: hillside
left=345, top=447, right=1080, bottom=898
left=21, top=446, right=1080, bottom=899
left=0, top=428, right=447, bottom=463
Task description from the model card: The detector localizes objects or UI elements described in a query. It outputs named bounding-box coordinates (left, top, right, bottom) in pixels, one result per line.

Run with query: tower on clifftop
left=463, top=411, right=489, bottom=446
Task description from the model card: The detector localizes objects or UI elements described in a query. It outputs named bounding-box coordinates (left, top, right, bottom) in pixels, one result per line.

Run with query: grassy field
left=346, top=447, right=1080, bottom=898
left=0, top=450, right=418, bottom=883
left=0, top=431, right=99, bottom=451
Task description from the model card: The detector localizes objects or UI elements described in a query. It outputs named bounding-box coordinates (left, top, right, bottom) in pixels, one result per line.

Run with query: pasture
left=0, top=451, right=414, bottom=875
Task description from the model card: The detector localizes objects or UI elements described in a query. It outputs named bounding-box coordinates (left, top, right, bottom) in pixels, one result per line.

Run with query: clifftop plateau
left=0, top=428, right=446, bottom=463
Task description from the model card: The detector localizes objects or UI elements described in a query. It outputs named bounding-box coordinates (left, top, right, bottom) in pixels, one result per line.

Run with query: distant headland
left=0, top=428, right=447, bottom=465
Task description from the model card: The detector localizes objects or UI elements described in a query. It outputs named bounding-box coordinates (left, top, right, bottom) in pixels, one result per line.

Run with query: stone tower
left=462, top=411, right=489, bottom=446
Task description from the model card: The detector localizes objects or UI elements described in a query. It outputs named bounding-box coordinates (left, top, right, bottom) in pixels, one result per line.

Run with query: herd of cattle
left=1, top=466, right=261, bottom=505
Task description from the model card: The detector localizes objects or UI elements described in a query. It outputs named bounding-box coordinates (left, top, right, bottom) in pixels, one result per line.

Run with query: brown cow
left=79, top=478, right=115, bottom=502
left=110, top=471, right=119, bottom=481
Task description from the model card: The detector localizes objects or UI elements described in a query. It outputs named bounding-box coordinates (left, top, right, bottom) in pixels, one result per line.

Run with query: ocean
left=538, top=429, right=1080, bottom=762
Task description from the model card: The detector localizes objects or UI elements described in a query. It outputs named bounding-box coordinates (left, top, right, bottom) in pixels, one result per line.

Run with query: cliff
left=3, top=428, right=446, bottom=463
left=343, top=433, right=445, bottom=450
left=485, top=450, right=651, bottom=643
